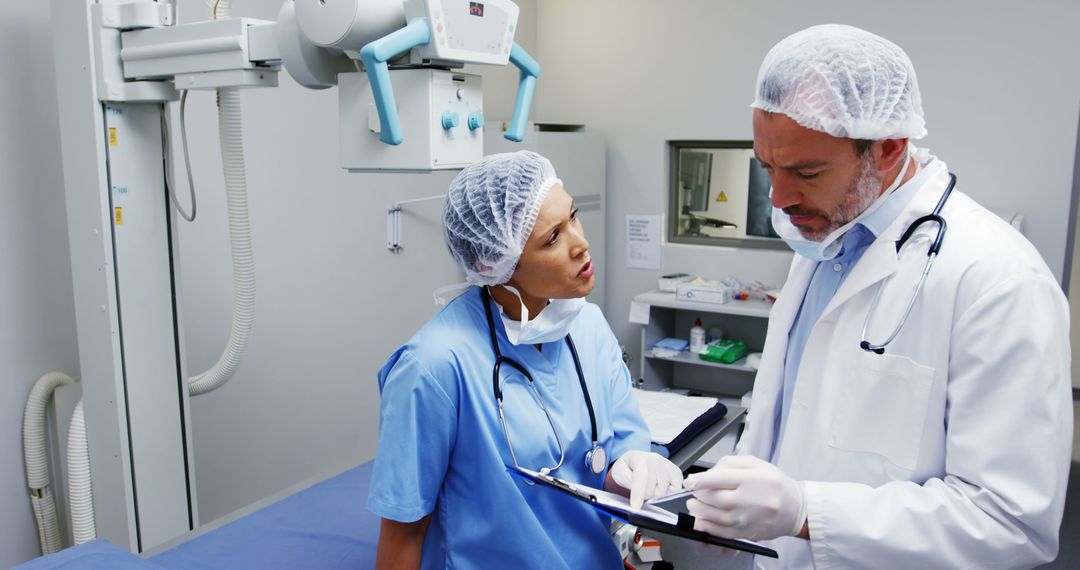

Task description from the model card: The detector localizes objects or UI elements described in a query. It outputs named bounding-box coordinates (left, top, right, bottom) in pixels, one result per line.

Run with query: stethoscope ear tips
left=859, top=341, right=885, bottom=355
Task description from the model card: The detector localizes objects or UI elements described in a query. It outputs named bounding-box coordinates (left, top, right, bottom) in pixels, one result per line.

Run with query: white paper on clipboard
left=511, top=466, right=678, bottom=524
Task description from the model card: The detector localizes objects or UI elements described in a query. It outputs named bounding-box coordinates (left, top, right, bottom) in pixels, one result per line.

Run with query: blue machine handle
left=359, top=18, right=431, bottom=145
left=506, top=43, right=540, bottom=142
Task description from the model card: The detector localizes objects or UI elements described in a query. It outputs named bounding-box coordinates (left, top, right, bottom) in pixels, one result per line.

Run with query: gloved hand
left=683, top=455, right=806, bottom=541
left=609, top=451, right=684, bottom=509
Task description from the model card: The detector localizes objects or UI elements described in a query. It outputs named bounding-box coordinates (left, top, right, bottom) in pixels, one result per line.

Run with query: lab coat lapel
left=742, top=256, right=815, bottom=459
left=817, top=237, right=899, bottom=323
left=770, top=257, right=817, bottom=340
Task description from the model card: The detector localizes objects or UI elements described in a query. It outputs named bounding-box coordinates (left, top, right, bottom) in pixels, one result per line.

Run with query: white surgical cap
left=752, top=24, right=927, bottom=140
left=443, top=151, right=560, bottom=286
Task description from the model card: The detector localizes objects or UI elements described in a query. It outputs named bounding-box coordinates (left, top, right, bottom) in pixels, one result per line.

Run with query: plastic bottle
left=689, top=318, right=706, bottom=354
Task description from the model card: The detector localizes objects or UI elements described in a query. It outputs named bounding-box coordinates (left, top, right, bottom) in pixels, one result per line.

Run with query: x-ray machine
left=50, top=0, right=536, bottom=553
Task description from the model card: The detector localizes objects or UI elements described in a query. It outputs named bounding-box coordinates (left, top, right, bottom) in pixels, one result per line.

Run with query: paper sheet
left=629, top=300, right=651, bottom=325
left=633, top=388, right=719, bottom=445
left=626, top=215, right=662, bottom=269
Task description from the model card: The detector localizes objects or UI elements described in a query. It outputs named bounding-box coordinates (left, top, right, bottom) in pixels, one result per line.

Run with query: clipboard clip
left=545, top=473, right=578, bottom=494
left=676, top=512, right=697, bottom=531
left=511, top=466, right=599, bottom=501
left=645, top=488, right=694, bottom=505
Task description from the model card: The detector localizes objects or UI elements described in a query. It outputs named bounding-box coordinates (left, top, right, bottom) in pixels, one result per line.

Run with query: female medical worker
left=367, top=151, right=683, bottom=569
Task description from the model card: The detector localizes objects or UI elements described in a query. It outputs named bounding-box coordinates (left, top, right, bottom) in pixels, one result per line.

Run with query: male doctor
left=684, top=24, right=1073, bottom=568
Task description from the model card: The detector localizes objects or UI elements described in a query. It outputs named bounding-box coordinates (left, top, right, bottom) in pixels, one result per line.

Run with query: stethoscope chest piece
left=587, top=445, right=607, bottom=475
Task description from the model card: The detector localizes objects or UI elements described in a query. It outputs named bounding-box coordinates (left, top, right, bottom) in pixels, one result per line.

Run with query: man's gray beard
left=800, top=155, right=882, bottom=242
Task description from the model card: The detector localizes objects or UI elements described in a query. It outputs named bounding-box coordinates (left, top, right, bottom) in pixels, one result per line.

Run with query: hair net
left=752, top=24, right=927, bottom=140
left=443, top=150, right=560, bottom=286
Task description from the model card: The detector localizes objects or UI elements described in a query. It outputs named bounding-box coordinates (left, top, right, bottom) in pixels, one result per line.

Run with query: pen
left=645, top=489, right=695, bottom=505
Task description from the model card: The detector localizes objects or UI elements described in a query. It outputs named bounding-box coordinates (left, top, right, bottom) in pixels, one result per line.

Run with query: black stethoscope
left=480, top=286, right=607, bottom=475
left=860, top=172, right=957, bottom=354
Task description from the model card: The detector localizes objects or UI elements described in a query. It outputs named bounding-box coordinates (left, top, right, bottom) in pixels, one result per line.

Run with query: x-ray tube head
left=295, top=0, right=406, bottom=51
left=278, top=1, right=359, bottom=89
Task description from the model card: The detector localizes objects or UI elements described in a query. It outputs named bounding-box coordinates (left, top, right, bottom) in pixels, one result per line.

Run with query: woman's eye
left=570, top=208, right=579, bottom=221
left=546, top=231, right=559, bottom=246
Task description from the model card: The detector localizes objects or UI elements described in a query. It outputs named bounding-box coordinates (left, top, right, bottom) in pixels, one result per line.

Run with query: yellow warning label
left=717, top=191, right=729, bottom=203
left=109, top=128, right=117, bottom=147
left=114, top=207, right=123, bottom=225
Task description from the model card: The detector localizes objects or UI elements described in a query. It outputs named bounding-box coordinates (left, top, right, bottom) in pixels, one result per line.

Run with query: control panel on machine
left=407, top=0, right=518, bottom=65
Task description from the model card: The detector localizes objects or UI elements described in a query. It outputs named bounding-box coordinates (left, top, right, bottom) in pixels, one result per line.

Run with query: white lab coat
left=738, top=156, right=1073, bottom=569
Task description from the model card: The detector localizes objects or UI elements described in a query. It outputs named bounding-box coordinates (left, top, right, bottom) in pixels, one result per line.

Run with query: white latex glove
left=683, top=455, right=806, bottom=541
left=609, top=451, right=684, bottom=509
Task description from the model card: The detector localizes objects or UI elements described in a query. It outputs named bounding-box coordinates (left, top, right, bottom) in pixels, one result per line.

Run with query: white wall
left=534, top=0, right=1080, bottom=369
left=174, top=0, right=539, bottom=523
left=0, top=3, right=80, bottom=567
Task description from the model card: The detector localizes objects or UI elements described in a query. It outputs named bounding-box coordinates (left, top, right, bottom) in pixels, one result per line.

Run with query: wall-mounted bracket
left=387, top=194, right=446, bottom=253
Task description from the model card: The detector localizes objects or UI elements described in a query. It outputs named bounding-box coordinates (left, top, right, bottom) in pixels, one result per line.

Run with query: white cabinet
left=633, top=290, right=771, bottom=397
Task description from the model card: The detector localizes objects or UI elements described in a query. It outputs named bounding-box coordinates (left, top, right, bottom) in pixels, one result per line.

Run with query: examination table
left=18, top=404, right=742, bottom=569
left=19, top=461, right=380, bottom=569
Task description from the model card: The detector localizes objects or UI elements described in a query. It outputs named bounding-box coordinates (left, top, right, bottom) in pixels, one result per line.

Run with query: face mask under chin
left=495, top=285, right=587, bottom=345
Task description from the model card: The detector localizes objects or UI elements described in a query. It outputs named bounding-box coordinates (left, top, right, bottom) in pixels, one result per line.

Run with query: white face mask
left=496, top=285, right=586, bottom=345
left=772, top=146, right=913, bottom=261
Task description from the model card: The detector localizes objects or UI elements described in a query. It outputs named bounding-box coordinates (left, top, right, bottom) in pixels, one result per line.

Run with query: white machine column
left=52, top=0, right=196, bottom=552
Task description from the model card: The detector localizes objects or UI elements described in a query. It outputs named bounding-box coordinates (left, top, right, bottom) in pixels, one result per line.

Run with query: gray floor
left=658, top=462, right=1079, bottom=569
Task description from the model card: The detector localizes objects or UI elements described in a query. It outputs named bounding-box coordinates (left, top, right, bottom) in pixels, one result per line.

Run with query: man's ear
left=876, top=138, right=910, bottom=174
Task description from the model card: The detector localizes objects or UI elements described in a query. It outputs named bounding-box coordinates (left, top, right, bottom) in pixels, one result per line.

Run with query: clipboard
left=508, top=466, right=779, bottom=559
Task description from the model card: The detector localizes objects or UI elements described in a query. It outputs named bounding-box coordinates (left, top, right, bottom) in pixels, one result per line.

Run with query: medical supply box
left=675, top=282, right=732, bottom=305
left=658, top=273, right=692, bottom=293
left=699, top=338, right=749, bottom=364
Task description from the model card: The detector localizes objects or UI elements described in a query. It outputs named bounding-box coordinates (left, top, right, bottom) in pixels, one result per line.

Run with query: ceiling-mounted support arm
left=359, top=17, right=432, bottom=145
left=505, top=42, right=540, bottom=142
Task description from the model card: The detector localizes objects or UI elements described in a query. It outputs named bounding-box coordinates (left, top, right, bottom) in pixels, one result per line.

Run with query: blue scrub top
left=367, top=286, right=651, bottom=569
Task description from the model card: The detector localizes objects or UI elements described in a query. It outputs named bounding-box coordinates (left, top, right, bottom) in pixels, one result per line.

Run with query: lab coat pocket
left=828, top=353, right=934, bottom=472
